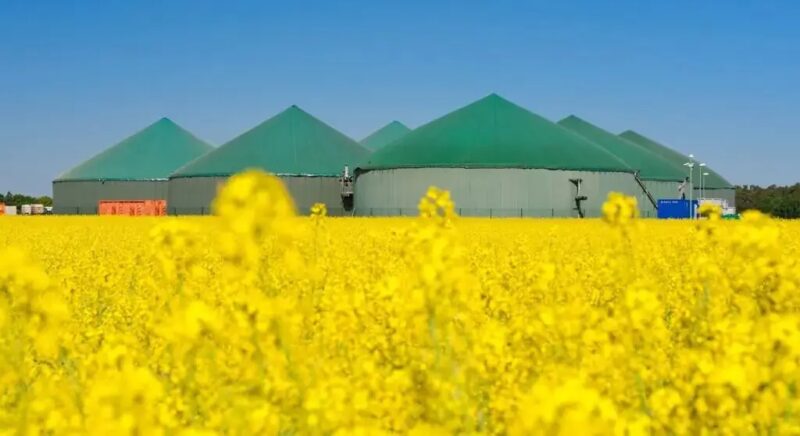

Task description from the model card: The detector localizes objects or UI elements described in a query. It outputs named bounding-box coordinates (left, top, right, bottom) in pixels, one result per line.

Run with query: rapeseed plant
left=0, top=175, right=798, bottom=434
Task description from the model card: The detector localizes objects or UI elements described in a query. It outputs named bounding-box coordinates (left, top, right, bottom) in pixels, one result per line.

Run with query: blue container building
left=657, top=199, right=699, bottom=219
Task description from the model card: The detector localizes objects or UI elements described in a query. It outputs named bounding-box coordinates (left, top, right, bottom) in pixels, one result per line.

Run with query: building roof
left=360, top=121, right=411, bottom=150
left=359, top=94, right=633, bottom=173
left=619, top=130, right=733, bottom=189
left=171, top=105, right=370, bottom=178
left=558, top=116, right=686, bottom=181
left=55, top=118, right=213, bottom=182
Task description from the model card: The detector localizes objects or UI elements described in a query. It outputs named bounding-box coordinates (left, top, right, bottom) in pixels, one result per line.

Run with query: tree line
left=2, top=192, right=53, bottom=207
left=736, top=184, right=800, bottom=219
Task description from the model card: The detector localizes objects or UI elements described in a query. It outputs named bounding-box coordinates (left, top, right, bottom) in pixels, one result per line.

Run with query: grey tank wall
left=168, top=176, right=346, bottom=215
left=353, top=168, right=647, bottom=218
left=53, top=180, right=168, bottom=214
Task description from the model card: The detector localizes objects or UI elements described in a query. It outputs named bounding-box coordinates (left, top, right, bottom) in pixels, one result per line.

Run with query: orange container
left=98, top=200, right=166, bottom=216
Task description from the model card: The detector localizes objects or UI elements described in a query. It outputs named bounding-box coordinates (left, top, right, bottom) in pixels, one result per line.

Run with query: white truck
left=699, top=198, right=736, bottom=216
left=20, top=204, right=46, bottom=215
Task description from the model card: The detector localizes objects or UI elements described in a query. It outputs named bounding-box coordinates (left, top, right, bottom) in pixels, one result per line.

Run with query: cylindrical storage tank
left=168, top=106, right=370, bottom=216
left=355, top=94, right=643, bottom=217
left=558, top=116, right=690, bottom=218
left=53, top=180, right=169, bottom=215
left=356, top=167, right=638, bottom=217
left=619, top=130, right=735, bottom=207
left=52, top=118, right=213, bottom=214
left=167, top=176, right=344, bottom=215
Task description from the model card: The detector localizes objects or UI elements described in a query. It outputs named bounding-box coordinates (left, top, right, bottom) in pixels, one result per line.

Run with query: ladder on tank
left=339, top=165, right=355, bottom=212
left=569, top=178, right=588, bottom=218
left=633, top=171, right=659, bottom=211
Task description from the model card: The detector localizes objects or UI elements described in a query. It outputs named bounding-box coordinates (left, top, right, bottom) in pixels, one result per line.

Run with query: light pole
left=698, top=163, right=707, bottom=200
left=684, top=154, right=695, bottom=219
left=702, top=171, right=709, bottom=199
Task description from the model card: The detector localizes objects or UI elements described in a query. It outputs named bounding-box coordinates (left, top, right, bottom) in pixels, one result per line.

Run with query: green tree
left=736, top=183, right=800, bottom=218
left=0, top=192, right=53, bottom=207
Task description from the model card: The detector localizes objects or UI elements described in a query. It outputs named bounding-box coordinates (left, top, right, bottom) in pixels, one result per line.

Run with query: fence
left=55, top=206, right=657, bottom=218
left=52, top=206, right=98, bottom=215
left=350, top=207, right=655, bottom=218
left=167, top=206, right=353, bottom=216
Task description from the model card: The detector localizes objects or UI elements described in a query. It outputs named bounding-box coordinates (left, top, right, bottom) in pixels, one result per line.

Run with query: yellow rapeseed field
left=1, top=170, right=800, bottom=435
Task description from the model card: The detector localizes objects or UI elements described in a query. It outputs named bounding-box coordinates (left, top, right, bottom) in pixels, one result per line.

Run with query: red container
left=98, top=200, right=166, bottom=216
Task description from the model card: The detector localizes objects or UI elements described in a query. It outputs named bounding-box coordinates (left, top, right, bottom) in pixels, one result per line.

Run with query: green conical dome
left=360, top=121, right=411, bottom=150
left=360, top=94, right=632, bottom=172
left=558, top=116, right=686, bottom=181
left=619, top=130, right=733, bottom=189
left=172, top=106, right=369, bottom=178
left=55, top=118, right=213, bottom=181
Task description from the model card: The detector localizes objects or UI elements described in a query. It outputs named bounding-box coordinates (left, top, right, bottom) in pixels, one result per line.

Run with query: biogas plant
left=52, top=94, right=734, bottom=218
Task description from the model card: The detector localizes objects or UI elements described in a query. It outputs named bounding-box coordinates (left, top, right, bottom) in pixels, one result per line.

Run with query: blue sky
left=1, top=0, right=798, bottom=195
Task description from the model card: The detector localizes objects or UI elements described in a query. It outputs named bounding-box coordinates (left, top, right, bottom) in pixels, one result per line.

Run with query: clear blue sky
left=1, top=0, right=798, bottom=195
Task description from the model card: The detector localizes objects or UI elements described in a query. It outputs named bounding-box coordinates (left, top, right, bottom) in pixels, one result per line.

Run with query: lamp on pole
left=702, top=171, right=709, bottom=199
left=683, top=154, right=695, bottom=219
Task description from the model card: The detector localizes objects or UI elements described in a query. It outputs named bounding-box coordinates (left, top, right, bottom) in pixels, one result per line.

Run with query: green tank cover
left=558, top=116, right=686, bottom=182
left=359, top=94, right=633, bottom=173
left=172, top=105, right=370, bottom=178
left=360, top=121, right=411, bottom=151
left=619, top=130, right=732, bottom=189
left=55, top=118, right=213, bottom=181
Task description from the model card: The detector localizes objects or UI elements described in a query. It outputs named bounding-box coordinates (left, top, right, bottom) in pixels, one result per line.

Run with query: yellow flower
left=601, top=192, right=639, bottom=226
left=311, top=202, right=328, bottom=217
left=418, top=186, right=457, bottom=225
left=698, top=202, right=722, bottom=220
left=213, top=169, right=296, bottom=236
left=1, top=179, right=798, bottom=434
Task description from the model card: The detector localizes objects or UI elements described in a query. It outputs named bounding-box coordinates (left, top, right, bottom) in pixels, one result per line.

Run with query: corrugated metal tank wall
left=167, top=176, right=345, bottom=215
left=166, top=176, right=224, bottom=215
left=353, top=168, right=645, bottom=217
left=53, top=180, right=168, bottom=214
